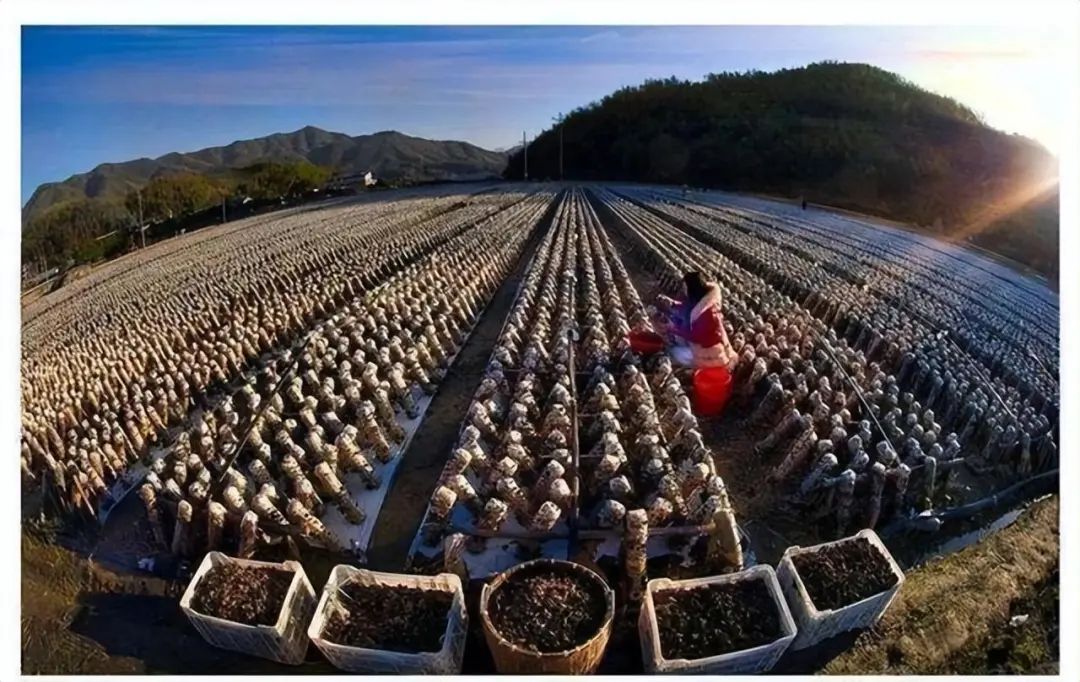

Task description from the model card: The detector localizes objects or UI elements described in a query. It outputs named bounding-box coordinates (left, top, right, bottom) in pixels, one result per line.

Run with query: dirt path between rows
left=364, top=193, right=561, bottom=572
left=822, top=495, right=1058, bottom=674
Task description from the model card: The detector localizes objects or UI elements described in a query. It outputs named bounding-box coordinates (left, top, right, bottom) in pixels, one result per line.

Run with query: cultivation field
left=20, top=182, right=1059, bottom=673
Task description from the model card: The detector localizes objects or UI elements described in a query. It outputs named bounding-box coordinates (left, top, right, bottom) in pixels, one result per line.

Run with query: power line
left=213, top=325, right=322, bottom=490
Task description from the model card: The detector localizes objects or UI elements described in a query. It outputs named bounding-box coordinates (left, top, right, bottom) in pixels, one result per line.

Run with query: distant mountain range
left=23, top=127, right=509, bottom=222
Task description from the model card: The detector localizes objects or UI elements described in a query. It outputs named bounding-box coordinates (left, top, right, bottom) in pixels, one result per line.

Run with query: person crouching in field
left=656, top=271, right=736, bottom=369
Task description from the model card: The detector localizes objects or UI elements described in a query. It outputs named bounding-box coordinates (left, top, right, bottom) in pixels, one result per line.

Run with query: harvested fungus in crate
left=790, top=538, right=899, bottom=611
left=322, top=583, right=453, bottom=654
left=190, top=563, right=294, bottom=626
left=489, top=563, right=608, bottom=653
left=654, top=579, right=782, bottom=660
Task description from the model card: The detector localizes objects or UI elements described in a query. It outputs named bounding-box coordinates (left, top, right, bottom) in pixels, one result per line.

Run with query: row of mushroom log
left=20, top=187, right=553, bottom=558
left=594, top=186, right=1057, bottom=538
left=21, top=183, right=1058, bottom=571
left=632, top=188, right=1057, bottom=441
left=415, top=189, right=743, bottom=592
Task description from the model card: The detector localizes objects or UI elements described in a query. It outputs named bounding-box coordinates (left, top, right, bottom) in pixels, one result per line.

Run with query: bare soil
left=190, top=564, right=293, bottom=626
left=323, top=583, right=452, bottom=653
left=488, top=564, right=608, bottom=653
left=654, top=578, right=782, bottom=660
left=792, top=538, right=898, bottom=611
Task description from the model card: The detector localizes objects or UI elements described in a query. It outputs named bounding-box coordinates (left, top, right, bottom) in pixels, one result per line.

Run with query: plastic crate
left=308, top=566, right=467, bottom=673
left=638, top=565, right=797, bottom=674
left=635, top=566, right=799, bottom=674
left=179, top=552, right=317, bottom=664
left=777, top=529, right=905, bottom=650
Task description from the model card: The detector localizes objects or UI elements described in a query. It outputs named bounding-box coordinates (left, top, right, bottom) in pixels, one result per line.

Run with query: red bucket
left=692, top=366, right=733, bottom=417
left=628, top=330, right=666, bottom=356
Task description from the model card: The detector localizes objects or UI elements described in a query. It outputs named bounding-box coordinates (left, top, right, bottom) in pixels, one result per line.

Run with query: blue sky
left=21, top=25, right=1068, bottom=204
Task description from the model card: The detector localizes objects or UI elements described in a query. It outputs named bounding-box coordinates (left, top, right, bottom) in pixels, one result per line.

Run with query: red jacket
left=673, top=286, right=726, bottom=347
left=672, top=285, right=732, bottom=368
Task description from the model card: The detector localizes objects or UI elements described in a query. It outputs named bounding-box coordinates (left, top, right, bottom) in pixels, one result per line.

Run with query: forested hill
left=24, top=127, right=507, bottom=222
left=506, top=62, right=1059, bottom=279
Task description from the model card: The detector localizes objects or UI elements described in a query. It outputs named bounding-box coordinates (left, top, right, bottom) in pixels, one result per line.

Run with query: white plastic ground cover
left=319, top=381, right=445, bottom=560
left=307, top=565, right=467, bottom=673
left=321, top=267, right=502, bottom=560
left=179, top=551, right=317, bottom=664
left=777, top=528, right=905, bottom=650
left=638, top=565, right=797, bottom=674
left=405, top=437, right=572, bottom=577
left=414, top=531, right=691, bottom=583
left=98, top=439, right=177, bottom=522
left=448, top=538, right=571, bottom=580
left=407, top=502, right=699, bottom=579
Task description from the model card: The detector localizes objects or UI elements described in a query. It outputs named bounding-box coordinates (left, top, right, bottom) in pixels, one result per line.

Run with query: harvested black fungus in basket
left=791, top=538, right=899, bottom=611
left=488, top=565, right=608, bottom=653
left=322, top=583, right=453, bottom=653
left=191, top=563, right=293, bottom=626
left=654, top=579, right=781, bottom=660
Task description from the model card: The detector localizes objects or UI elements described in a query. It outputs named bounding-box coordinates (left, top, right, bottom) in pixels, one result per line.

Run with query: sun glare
left=902, top=27, right=1067, bottom=155
left=951, top=172, right=1060, bottom=244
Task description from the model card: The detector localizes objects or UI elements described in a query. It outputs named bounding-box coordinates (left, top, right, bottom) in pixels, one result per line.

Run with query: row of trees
left=22, top=161, right=334, bottom=274
left=239, top=161, right=332, bottom=200
left=124, top=172, right=229, bottom=225
left=22, top=199, right=133, bottom=271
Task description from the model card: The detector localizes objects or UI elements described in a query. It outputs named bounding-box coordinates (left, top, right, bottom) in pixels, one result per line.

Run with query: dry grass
left=824, top=495, right=1059, bottom=674
left=21, top=532, right=142, bottom=674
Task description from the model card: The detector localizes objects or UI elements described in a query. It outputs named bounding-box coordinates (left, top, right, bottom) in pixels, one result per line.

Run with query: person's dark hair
left=683, top=271, right=709, bottom=304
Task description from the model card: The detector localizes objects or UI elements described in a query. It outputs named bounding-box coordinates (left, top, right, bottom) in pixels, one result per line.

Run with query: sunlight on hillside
left=953, top=173, right=1060, bottom=244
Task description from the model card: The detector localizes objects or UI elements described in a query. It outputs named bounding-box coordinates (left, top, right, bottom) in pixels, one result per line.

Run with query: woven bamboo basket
left=479, top=559, right=614, bottom=674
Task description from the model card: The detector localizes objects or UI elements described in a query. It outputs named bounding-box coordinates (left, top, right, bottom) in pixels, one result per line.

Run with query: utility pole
left=221, top=195, right=226, bottom=224
left=137, top=189, right=146, bottom=249
left=552, top=113, right=565, bottom=181
left=522, top=130, right=528, bottom=181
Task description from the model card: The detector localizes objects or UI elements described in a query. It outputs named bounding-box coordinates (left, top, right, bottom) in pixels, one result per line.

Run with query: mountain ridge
left=23, top=127, right=508, bottom=223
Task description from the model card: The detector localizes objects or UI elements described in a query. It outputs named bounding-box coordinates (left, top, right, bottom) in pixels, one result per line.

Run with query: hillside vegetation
left=22, top=161, right=333, bottom=270
left=507, top=62, right=1059, bottom=279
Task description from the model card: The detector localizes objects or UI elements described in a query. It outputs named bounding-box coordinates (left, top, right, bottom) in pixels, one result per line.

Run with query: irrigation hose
left=880, top=468, right=1059, bottom=537
left=927, top=469, right=1058, bottom=521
